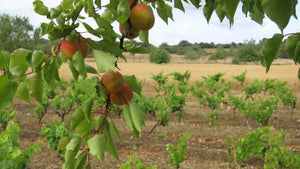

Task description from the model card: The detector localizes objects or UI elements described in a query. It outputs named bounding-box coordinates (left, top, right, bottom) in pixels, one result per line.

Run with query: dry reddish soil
left=9, top=58, right=300, bottom=169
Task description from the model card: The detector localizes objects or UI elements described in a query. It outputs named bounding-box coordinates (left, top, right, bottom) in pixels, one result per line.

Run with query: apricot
left=110, top=84, right=133, bottom=105
left=60, top=35, right=88, bottom=60
left=101, top=71, right=124, bottom=94
left=129, top=4, right=155, bottom=30
left=119, top=24, right=139, bottom=39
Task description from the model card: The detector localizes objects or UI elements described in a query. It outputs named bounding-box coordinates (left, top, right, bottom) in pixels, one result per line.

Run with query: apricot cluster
left=119, top=0, right=156, bottom=39
left=101, top=71, right=133, bottom=105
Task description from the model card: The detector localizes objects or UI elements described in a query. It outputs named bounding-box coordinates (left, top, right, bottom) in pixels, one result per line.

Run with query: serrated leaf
left=43, top=58, right=60, bottom=89
left=57, top=136, right=71, bottom=151
left=262, top=33, right=283, bottom=72
left=32, top=50, right=46, bottom=70
left=294, top=41, right=300, bottom=63
left=286, top=34, right=300, bottom=59
left=104, top=132, right=119, bottom=160
left=139, top=30, right=149, bottom=44
left=129, top=102, right=145, bottom=133
left=157, top=0, right=174, bottom=24
left=85, top=64, right=98, bottom=74
left=68, top=59, right=80, bottom=81
left=82, top=98, right=94, bottom=122
left=33, top=0, right=49, bottom=16
left=25, top=71, right=43, bottom=104
left=203, top=0, right=215, bottom=23
left=64, top=136, right=82, bottom=169
left=71, top=51, right=87, bottom=79
left=0, top=50, right=10, bottom=69
left=174, top=0, right=185, bottom=12
left=261, top=0, right=297, bottom=32
left=123, top=105, right=134, bottom=130
left=124, top=75, right=141, bottom=95
left=123, top=42, right=149, bottom=54
left=9, top=48, right=31, bottom=76
left=0, top=75, right=17, bottom=109
left=94, top=50, right=117, bottom=73
left=88, top=134, right=105, bottom=162
left=16, top=81, right=31, bottom=104
left=224, top=0, right=240, bottom=26
left=66, top=136, right=81, bottom=151
left=75, top=151, right=87, bottom=169
left=109, top=122, right=122, bottom=142
left=69, top=108, right=85, bottom=132
left=99, top=39, right=124, bottom=59
left=76, top=117, right=93, bottom=137
left=117, top=1, right=130, bottom=24
left=50, top=5, right=62, bottom=19
left=61, top=0, right=73, bottom=11
left=189, top=0, right=201, bottom=8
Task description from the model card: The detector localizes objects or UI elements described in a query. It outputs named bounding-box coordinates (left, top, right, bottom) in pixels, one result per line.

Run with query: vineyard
left=3, top=61, right=299, bottom=169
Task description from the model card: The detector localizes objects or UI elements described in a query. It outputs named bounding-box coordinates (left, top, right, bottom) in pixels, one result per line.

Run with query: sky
left=2, top=0, right=300, bottom=46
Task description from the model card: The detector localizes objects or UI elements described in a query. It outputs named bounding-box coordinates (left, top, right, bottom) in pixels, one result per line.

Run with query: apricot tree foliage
left=0, top=0, right=299, bottom=168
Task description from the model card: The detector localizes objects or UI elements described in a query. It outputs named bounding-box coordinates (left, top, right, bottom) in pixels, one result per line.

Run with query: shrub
left=149, top=48, right=170, bottom=64
left=232, top=44, right=261, bottom=64
left=209, top=47, right=228, bottom=60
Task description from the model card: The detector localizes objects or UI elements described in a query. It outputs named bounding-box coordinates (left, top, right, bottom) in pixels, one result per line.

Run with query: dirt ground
left=11, top=57, right=300, bottom=169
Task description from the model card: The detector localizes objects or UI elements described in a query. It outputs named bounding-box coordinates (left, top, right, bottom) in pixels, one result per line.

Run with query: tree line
left=1, top=14, right=289, bottom=64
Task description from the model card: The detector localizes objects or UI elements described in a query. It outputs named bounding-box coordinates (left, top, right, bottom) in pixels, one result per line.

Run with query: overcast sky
left=2, top=0, right=300, bottom=46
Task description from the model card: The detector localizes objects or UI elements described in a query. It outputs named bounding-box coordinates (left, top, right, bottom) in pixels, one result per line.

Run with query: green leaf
left=83, top=22, right=102, bottom=39
left=85, top=64, right=98, bottom=74
left=33, top=0, right=49, bottom=16
left=294, top=41, right=300, bottom=63
left=0, top=50, right=10, bottom=69
left=76, top=117, right=93, bottom=137
left=9, top=48, right=31, bottom=76
left=123, top=105, right=134, bottom=130
left=0, top=75, right=17, bottom=109
left=69, top=108, right=85, bottom=132
left=71, top=51, right=87, bottom=79
left=50, top=5, right=62, bottom=19
left=82, top=98, right=94, bottom=122
left=109, top=122, right=122, bottom=142
left=174, top=0, right=185, bottom=12
left=262, top=33, right=283, bottom=72
left=203, top=0, right=216, bottom=23
left=16, top=81, right=31, bottom=104
left=123, top=42, right=149, bottom=54
left=104, top=132, right=119, bottom=160
left=25, top=71, right=44, bottom=104
left=124, top=75, right=141, bottom=95
left=43, top=58, right=60, bottom=89
left=88, top=134, right=105, bottom=162
left=261, top=0, right=297, bottom=32
left=75, top=151, right=87, bottom=169
left=102, top=9, right=115, bottom=23
left=224, top=0, right=240, bottom=25
left=95, top=0, right=101, bottom=9
left=117, top=0, right=130, bottom=24
left=99, top=39, right=124, bottom=60
left=139, top=30, right=149, bottom=44
left=57, top=136, right=71, bottom=151
left=189, top=0, right=201, bottom=8
left=157, top=0, right=174, bottom=24
left=68, top=59, right=79, bottom=81
left=93, top=50, right=117, bottom=73
left=286, top=34, right=300, bottom=60
left=32, top=50, right=46, bottom=71
left=61, top=0, right=73, bottom=11
left=64, top=136, right=82, bottom=169
left=129, top=102, right=145, bottom=133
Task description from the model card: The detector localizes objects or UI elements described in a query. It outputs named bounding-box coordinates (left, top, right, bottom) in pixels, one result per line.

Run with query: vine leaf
left=262, top=34, right=283, bottom=72
left=261, top=0, right=297, bottom=32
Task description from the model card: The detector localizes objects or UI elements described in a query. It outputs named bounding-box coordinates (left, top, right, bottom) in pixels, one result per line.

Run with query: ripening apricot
left=119, top=24, right=139, bottom=39
left=110, top=84, right=133, bottom=105
left=101, top=71, right=124, bottom=94
left=129, top=4, right=155, bottom=31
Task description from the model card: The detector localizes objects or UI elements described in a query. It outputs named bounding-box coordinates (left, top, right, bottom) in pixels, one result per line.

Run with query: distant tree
left=149, top=48, right=170, bottom=64
left=0, top=14, right=33, bottom=52
left=232, top=43, right=261, bottom=64
left=209, top=47, right=228, bottom=60
left=178, top=40, right=192, bottom=48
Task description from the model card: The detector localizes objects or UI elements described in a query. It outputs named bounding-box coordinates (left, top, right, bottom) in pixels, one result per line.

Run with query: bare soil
left=11, top=57, right=300, bottom=169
